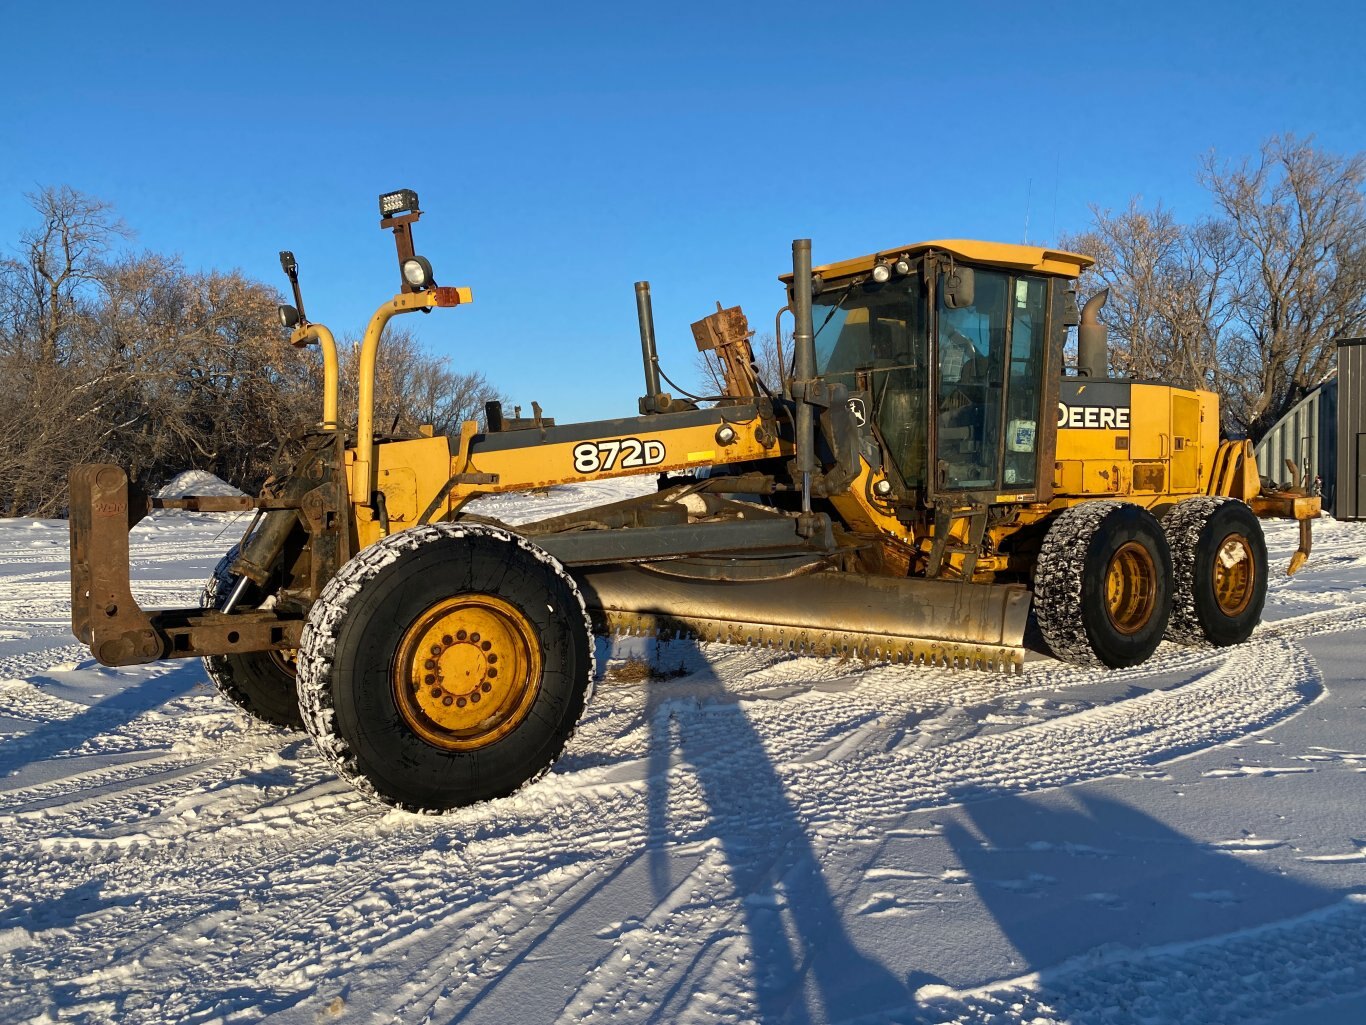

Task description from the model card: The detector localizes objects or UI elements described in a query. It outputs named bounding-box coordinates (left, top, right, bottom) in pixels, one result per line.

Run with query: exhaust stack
left=1077, top=288, right=1109, bottom=377
left=791, top=239, right=816, bottom=513
left=634, top=281, right=664, bottom=412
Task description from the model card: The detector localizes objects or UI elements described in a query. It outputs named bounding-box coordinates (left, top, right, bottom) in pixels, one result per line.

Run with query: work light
left=871, top=260, right=892, bottom=283
left=403, top=256, right=434, bottom=289
left=893, top=255, right=912, bottom=276
left=379, top=189, right=420, bottom=219
left=277, top=304, right=300, bottom=328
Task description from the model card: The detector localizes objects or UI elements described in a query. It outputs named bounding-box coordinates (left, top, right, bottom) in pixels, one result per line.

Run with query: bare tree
left=1064, top=135, right=1366, bottom=439
left=1062, top=202, right=1242, bottom=397
left=0, top=185, right=513, bottom=516
left=17, top=186, right=131, bottom=365
left=1200, top=134, right=1366, bottom=437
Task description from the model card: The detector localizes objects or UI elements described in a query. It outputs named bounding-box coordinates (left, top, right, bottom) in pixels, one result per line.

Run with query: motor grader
left=69, top=189, right=1319, bottom=811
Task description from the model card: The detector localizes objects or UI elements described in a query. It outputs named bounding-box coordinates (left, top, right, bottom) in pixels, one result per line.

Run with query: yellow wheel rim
left=1212, top=533, right=1256, bottom=617
left=392, top=594, right=542, bottom=752
left=1104, top=541, right=1157, bottom=635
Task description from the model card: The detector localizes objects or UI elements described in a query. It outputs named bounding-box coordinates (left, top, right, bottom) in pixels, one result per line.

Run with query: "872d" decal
left=573, top=437, right=666, bottom=474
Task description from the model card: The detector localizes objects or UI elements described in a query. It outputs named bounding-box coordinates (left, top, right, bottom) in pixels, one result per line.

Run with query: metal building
left=1256, top=337, right=1366, bottom=519
left=1336, top=338, right=1366, bottom=520
left=1255, top=375, right=1336, bottom=501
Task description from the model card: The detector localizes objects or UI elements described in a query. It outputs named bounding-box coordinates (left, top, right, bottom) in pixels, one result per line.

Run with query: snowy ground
left=2, top=480, right=1365, bottom=1025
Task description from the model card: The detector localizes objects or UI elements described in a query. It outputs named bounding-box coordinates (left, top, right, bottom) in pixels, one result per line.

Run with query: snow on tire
left=1162, top=496, right=1267, bottom=647
left=201, top=545, right=303, bottom=730
left=1034, top=501, right=1173, bottom=669
left=296, top=522, right=595, bottom=813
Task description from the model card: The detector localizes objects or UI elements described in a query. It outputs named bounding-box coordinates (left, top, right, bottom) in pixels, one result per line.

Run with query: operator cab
left=800, top=240, right=1091, bottom=505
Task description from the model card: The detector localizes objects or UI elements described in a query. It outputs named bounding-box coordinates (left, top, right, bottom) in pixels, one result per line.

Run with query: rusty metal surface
left=144, top=610, right=303, bottom=667
left=70, top=464, right=159, bottom=665
left=692, top=304, right=761, bottom=398
left=153, top=496, right=296, bottom=512
left=70, top=463, right=305, bottom=667
left=573, top=565, right=1031, bottom=673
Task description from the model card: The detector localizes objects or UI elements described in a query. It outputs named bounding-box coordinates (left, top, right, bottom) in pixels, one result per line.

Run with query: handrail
left=353, top=287, right=472, bottom=507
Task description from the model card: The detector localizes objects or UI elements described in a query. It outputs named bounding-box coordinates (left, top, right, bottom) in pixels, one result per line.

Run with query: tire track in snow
left=551, top=635, right=1322, bottom=1025
left=0, top=634, right=1323, bottom=1023
left=911, top=894, right=1366, bottom=1025
left=0, top=506, right=1354, bottom=1024
left=0, top=643, right=90, bottom=685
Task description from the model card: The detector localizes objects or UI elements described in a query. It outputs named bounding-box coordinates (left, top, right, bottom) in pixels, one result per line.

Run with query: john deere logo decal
left=1057, top=403, right=1130, bottom=430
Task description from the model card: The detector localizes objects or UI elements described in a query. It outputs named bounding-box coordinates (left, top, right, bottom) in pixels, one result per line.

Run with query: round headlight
left=403, top=255, right=434, bottom=288
left=277, top=304, right=299, bottom=329
left=893, top=255, right=912, bottom=276
left=871, top=261, right=891, bottom=284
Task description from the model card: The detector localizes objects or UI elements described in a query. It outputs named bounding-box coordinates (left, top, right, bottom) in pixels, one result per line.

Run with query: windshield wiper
left=813, top=281, right=858, bottom=341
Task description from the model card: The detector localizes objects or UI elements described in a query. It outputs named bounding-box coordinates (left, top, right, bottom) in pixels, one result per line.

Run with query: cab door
left=932, top=268, right=1049, bottom=498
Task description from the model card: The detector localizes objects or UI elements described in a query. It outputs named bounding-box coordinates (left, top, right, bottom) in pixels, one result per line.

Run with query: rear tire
left=296, top=523, right=594, bottom=812
left=1162, top=497, right=1267, bottom=646
left=1034, top=501, right=1173, bottom=668
left=202, top=547, right=303, bottom=730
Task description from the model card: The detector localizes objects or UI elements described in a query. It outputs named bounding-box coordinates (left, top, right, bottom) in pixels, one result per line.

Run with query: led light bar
left=379, top=188, right=420, bottom=219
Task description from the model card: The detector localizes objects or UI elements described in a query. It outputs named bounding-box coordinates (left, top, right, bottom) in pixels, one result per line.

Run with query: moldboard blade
left=572, top=566, right=1031, bottom=674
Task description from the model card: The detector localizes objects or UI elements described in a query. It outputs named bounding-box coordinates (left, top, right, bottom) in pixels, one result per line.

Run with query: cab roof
left=779, top=239, right=1094, bottom=283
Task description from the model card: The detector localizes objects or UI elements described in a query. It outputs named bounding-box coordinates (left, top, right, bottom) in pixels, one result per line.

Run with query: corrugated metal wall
left=1256, top=384, right=1332, bottom=492
left=1337, top=339, right=1366, bottom=520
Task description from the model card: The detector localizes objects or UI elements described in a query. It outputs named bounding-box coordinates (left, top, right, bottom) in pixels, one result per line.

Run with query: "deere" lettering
left=1057, top=403, right=1130, bottom=430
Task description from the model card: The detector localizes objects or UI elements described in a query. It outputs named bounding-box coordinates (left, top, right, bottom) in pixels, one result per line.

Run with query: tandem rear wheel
left=295, top=523, right=595, bottom=812
left=1162, top=497, right=1267, bottom=647
left=1034, top=501, right=1173, bottom=668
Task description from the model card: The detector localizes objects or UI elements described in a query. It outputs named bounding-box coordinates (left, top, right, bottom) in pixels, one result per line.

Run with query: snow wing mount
left=69, top=464, right=304, bottom=667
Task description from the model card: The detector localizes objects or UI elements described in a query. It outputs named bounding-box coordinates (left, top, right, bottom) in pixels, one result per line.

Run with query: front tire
left=1162, top=497, right=1267, bottom=646
left=202, top=547, right=303, bottom=730
left=296, top=523, right=594, bottom=812
left=1034, top=501, right=1173, bottom=668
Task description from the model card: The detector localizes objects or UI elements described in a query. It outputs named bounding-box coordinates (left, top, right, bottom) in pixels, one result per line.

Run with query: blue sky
left=3, top=1, right=1363, bottom=422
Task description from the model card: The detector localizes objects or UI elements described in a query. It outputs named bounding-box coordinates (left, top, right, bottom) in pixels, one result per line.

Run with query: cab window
left=936, top=270, right=1008, bottom=489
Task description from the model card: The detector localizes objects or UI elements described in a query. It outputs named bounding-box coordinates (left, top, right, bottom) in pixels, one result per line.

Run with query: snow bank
left=155, top=470, right=246, bottom=499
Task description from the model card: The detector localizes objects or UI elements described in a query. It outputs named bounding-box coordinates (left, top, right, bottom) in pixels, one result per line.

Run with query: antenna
left=1051, top=150, right=1060, bottom=243
left=1023, top=177, right=1033, bottom=245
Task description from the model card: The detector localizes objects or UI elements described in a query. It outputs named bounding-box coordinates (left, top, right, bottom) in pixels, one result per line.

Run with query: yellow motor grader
left=69, top=189, right=1319, bottom=811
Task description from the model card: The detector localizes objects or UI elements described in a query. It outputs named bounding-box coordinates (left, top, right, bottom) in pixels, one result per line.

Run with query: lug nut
left=487, top=653, right=498, bottom=664
left=470, top=632, right=481, bottom=643
left=456, top=630, right=467, bottom=641
left=442, top=635, right=453, bottom=646
left=487, top=668, right=498, bottom=679
left=480, top=640, right=492, bottom=651
left=424, top=659, right=436, bottom=670
left=471, top=692, right=481, bottom=703
left=424, top=674, right=435, bottom=685
left=480, top=683, right=492, bottom=693
left=430, top=687, right=442, bottom=698
left=442, top=696, right=453, bottom=707
left=430, top=644, right=442, bottom=655
left=456, top=697, right=467, bottom=708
